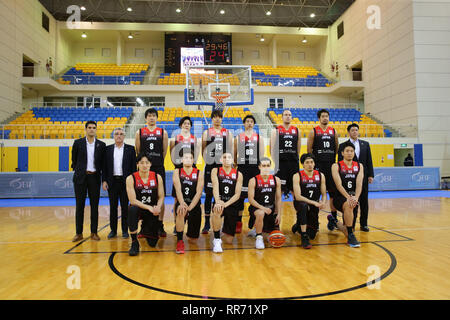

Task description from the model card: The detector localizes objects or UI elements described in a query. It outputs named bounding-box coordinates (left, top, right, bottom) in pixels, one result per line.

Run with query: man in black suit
left=71, top=121, right=106, bottom=242
left=102, top=127, right=137, bottom=239
left=338, top=123, right=374, bottom=232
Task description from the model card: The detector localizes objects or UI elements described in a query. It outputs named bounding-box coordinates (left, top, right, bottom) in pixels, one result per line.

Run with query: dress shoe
left=90, top=233, right=101, bottom=241
left=72, top=234, right=83, bottom=242
left=107, top=231, right=117, bottom=239
left=361, top=226, right=370, bottom=232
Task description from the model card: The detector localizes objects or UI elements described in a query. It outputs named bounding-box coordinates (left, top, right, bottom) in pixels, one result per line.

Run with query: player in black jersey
left=211, top=153, right=243, bottom=253
left=126, top=153, right=165, bottom=256
left=292, top=153, right=327, bottom=249
left=307, top=108, right=340, bottom=228
left=331, top=142, right=364, bottom=248
left=270, top=109, right=301, bottom=199
left=247, top=157, right=282, bottom=250
left=234, top=115, right=265, bottom=234
left=135, top=107, right=169, bottom=237
left=201, top=110, right=233, bottom=234
left=172, top=152, right=204, bottom=254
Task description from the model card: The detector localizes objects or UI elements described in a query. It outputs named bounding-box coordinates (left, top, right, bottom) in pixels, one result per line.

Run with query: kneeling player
left=172, top=152, right=204, bottom=254
left=331, top=141, right=364, bottom=248
left=292, top=153, right=326, bottom=249
left=211, top=153, right=243, bottom=253
left=247, top=157, right=282, bottom=249
left=126, top=153, right=165, bottom=256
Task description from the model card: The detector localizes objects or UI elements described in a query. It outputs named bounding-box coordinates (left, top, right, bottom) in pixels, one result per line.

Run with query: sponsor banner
left=369, top=167, right=440, bottom=191
left=0, top=172, right=173, bottom=198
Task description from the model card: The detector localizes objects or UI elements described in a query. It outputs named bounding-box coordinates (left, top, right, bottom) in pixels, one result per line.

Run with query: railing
left=0, top=122, right=418, bottom=141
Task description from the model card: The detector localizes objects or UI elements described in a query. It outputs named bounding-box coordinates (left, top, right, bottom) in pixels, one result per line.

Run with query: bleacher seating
left=4, top=107, right=132, bottom=139
left=154, top=107, right=254, bottom=137
left=252, top=65, right=332, bottom=87
left=157, top=73, right=240, bottom=86
left=268, top=108, right=391, bottom=138
left=59, top=63, right=149, bottom=85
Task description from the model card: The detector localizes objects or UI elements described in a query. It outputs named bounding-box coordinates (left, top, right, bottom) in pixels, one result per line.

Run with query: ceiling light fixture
left=127, top=7, right=132, bottom=12
left=266, top=11, right=271, bottom=16
left=176, top=8, right=181, bottom=13
left=310, top=13, right=316, bottom=18
left=302, top=37, right=307, bottom=43
left=128, top=33, right=133, bottom=39
left=81, top=32, right=87, bottom=38
left=220, top=9, right=225, bottom=14
left=80, top=6, right=86, bottom=11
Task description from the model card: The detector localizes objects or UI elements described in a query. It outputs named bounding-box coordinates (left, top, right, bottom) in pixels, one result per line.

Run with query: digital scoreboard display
left=165, top=33, right=231, bottom=73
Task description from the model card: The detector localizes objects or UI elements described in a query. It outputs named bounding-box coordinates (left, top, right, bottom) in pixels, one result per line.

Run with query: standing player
left=126, top=153, right=165, bottom=256
left=270, top=109, right=301, bottom=199
left=247, top=157, right=282, bottom=250
left=201, top=110, right=233, bottom=234
left=331, top=141, right=364, bottom=248
left=292, top=153, right=327, bottom=249
left=172, top=152, right=204, bottom=254
left=234, top=115, right=265, bottom=233
left=211, top=153, right=243, bottom=253
left=306, top=109, right=339, bottom=228
left=135, top=107, right=169, bottom=237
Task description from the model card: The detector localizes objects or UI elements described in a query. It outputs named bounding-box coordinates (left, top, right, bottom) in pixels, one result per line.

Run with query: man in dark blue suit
left=102, top=128, right=137, bottom=239
left=71, top=121, right=106, bottom=242
left=338, top=123, right=374, bottom=232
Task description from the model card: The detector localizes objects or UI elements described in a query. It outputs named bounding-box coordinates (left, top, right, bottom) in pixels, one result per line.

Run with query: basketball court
left=1, top=190, right=449, bottom=300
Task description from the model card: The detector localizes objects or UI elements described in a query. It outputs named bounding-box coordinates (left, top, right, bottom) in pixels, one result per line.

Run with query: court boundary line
left=107, top=241, right=400, bottom=300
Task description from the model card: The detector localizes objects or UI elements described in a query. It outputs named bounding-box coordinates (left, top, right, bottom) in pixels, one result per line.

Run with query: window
left=152, top=49, right=161, bottom=58
left=135, top=48, right=145, bottom=58
left=84, top=48, right=94, bottom=57
left=102, top=48, right=111, bottom=57
left=269, top=98, right=284, bottom=109
left=42, top=12, right=50, bottom=32
left=337, top=21, right=344, bottom=39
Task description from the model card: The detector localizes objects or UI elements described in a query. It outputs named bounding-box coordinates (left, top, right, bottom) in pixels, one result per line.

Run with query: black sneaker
left=347, top=233, right=361, bottom=248
left=301, top=233, right=312, bottom=249
left=129, top=241, right=140, bottom=256
left=291, top=223, right=299, bottom=234
left=327, top=214, right=338, bottom=231
left=306, top=227, right=317, bottom=240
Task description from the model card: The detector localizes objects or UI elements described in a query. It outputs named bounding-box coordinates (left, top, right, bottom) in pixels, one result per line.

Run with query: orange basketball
left=268, top=230, right=286, bottom=248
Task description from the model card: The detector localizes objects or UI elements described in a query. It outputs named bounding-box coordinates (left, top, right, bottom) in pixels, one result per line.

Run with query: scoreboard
left=165, top=33, right=232, bottom=73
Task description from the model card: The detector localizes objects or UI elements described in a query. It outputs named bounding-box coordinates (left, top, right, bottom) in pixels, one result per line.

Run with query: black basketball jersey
left=178, top=167, right=200, bottom=205
left=299, top=170, right=322, bottom=201
left=237, top=131, right=260, bottom=167
left=313, top=126, right=337, bottom=163
left=205, top=127, right=228, bottom=167
left=277, top=125, right=299, bottom=162
left=140, top=126, right=164, bottom=167
left=132, top=171, right=158, bottom=206
left=338, top=160, right=360, bottom=196
left=253, top=174, right=277, bottom=209
left=217, top=167, right=238, bottom=202
left=173, top=133, right=196, bottom=169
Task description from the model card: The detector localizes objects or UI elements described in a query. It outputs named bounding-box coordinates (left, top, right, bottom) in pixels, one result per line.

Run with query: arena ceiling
left=39, top=0, right=355, bottom=28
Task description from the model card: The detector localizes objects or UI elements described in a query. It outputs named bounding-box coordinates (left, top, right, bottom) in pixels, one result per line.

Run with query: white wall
left=0, top=0, right=57, bottom=122
left=412, top=0, right=450, bottom=175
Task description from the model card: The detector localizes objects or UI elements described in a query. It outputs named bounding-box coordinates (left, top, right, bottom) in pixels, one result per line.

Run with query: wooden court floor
left=0, top=194, right=449, bottom=300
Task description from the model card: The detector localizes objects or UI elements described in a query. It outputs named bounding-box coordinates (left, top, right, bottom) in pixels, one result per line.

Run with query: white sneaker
left=213, top=238, right=223, bottom=253
left=255, top=235, right=265, bottom=250
left=247, top=228, right=257, bottom=238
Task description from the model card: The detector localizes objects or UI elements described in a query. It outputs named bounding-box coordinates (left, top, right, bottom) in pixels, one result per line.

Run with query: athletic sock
left=131, top=233, right=137, bottom=242
left=214, top=231, right=220, bottom=239
left=347, top=227, right=353, bottom=236
left=256, top=233, right=262, bottom=237
left=176, top=232, right=183, bottom=241
left=332, top=211, right=337, bottom=220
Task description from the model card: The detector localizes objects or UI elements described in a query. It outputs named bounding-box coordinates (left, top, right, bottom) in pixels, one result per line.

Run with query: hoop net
left=211, top=92, right=231, bottom=113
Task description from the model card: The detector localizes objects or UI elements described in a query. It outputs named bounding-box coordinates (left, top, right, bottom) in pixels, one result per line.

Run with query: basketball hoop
left=211, top=91, right=230, bottom=112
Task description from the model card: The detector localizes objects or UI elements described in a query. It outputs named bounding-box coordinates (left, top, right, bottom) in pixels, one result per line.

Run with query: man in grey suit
left=338, top=123, right=374, bottom=232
